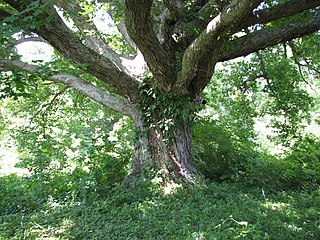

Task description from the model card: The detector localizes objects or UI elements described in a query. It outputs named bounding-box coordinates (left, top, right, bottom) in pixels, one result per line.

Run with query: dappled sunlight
left=163, top=182, right=182, bottom=195
left=1, top=171, right=320, bottom=239
left=0, top=141, right=29, bottom=177
left=262, top=201, right=291, bottom=212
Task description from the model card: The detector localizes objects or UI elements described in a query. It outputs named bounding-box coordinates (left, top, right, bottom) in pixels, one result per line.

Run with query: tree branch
left=30, top=86, right=69, bottom=120
left=238, top=0, right=320, bottom=33
left=2, top=0, right=140, bottom=101
left=161, top=0, right=185, bottom=40
left=11, top=36, right=46, bottom=46
left=176, top=0, right=262, bottom=96
left=179, top=0, right=320, bottom=58
left=163, top=0, right=185, bottom=21
left=218, top=12, right=320, bottom=62
left=56, top=0, right=123, bottom=64
left=57, top=0, right=147, bottom=79
left=115, top=19, right=138, bottom=51
left=0, top=59, right=135, bottom=116
left=125, top=0, right=176, bottom=90
left=99, top=0, right=138, bottom=51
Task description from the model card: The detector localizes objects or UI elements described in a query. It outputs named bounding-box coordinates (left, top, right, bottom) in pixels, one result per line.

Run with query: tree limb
left=0, top=58, right=135, bottom=116
left=238, top=0, right=320, bottom=33
left=161, top=0, right=185, bottom=41
left=115, top=19, right=138, bottom=51
left=100, top=0, right=138, bottom=50
left=57, top=0, right=147, bottom=79
left=11, top=36, right=46, bottom=46
left=163, top=0, right=185, bottom=21
left=218, top=12, right=320, bottom=62
left=2, top=0, right=140, bottom=101
left=179, top=0, right=320, bottom=54
left=30, top=86, right=69, bottom=120
left=176, top=0, right=262, bottom=96
left=125, top=0, right=176, bottom=90
left=56, top=0, right=122, bottom=64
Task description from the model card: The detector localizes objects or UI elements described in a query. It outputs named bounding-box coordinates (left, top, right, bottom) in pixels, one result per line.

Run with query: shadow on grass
left=0, top=173, right=319, bottom=239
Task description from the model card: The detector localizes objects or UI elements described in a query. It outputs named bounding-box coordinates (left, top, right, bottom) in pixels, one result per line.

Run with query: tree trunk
left=127, top=110, right=198, bottom=185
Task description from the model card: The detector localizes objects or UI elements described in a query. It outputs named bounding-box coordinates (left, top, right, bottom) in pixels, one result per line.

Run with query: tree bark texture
left=131, top=111, right=197, bottom=184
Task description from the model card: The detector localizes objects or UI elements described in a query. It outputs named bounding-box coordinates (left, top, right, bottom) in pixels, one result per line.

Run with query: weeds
left=1, top=174, right=319, bottom=239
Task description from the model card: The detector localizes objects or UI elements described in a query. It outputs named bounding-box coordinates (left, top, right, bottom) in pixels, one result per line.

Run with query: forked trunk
left=128, top=111, right=198, bottom=185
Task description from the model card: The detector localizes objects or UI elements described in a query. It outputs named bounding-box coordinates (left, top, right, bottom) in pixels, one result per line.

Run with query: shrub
left=243, top=152, right=294, bottom=190
left=283, top=136, right=320, bottom=190
left=244, top=135, right=320, bottom=191
left=192, top=120, right=255, bottom=182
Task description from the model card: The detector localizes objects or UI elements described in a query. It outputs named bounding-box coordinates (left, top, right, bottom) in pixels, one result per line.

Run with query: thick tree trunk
left=127, top=111, right=198, bottom=185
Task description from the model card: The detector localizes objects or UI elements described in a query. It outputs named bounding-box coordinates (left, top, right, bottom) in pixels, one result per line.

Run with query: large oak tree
left=1, top=0, right=320, bottom=183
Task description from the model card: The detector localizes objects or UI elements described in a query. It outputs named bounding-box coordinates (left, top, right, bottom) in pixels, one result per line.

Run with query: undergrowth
left=0, top=174, right=319, bottom=239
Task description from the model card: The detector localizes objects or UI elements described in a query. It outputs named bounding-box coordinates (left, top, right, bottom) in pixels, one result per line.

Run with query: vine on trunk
left=137, top=79, right=191, bottom=142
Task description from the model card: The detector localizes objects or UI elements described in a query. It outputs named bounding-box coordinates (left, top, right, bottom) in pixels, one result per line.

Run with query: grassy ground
left=0, top=173, right=319, bottom=240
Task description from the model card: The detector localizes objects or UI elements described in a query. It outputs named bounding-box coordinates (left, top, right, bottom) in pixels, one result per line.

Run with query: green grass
left=0, top=174, right=319, bottom=239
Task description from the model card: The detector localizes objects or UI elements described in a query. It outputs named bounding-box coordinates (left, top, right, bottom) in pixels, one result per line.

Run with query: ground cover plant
left=1, top=173, right=320, bottom=240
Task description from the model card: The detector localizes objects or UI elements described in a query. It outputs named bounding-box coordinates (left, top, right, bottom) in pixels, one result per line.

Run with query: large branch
left=161, top=0, right=185, bottom=40
left=0, top=59, right=135, bottom=116
left=218, top=12, right=320, bottom=62
left=179, top=0, right=320, bottom=54
left=125, top=0, right=176, bottom=90
left=238, top=0, right=320, bottom=33
left=57, top=0, right=147, bottom=78
left=99, top=0, right=138, bottom=50
left=56, top=0, right=122, bottom=64
left=2, top=0, right=140, bottom=101
left=176, top=0, right=262, bottom=96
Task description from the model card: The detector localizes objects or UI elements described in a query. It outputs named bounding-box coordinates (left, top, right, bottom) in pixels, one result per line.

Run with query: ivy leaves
left=138, top=80, right=190, bottom=137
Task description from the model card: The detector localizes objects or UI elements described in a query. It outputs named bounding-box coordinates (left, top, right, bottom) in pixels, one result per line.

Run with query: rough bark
left=176, top=0, right=262, bottom=96
left=130, top=110, right=197, bottom=184
left=125, top=0, right=176, bottom=90
left=2, top=0, right=140, bottom=101
left=182, top=0, right=320, bottom=47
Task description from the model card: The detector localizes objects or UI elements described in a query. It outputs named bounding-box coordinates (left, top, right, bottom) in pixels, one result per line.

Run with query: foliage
left=2, top=81, right=133, bottom=195
left=283, top=135, right=320, bottom=189
left=207, top=33, right=320, bottom=148
left=192, top=59, right=259, bottom=182
left=0, top=1, right=320, bottom=238
left=192, top=119, right=255, bottom=182
left=1, top=175, right=320, bottom=239
left=243, top=135, right=320, bottom=191
left=0, top=70, right=38, bottom=99
left=138, top=79, right=191, bottom=139
left=191, top=34, right=319, bottom=183
left=0, top=0, right=55, bottom=59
